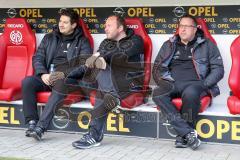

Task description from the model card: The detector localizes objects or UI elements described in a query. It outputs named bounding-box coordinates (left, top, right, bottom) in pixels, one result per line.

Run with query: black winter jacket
left=33, top=26, right=92, bottom=76
left=98, top=28, right=144, bottom=99
left=152, top=29, right=224, bottom=97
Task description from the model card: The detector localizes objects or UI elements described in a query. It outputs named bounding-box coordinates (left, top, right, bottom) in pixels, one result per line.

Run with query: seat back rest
left=79, top=19, right=94, bottom=50
left=0, top=35, right=7, bottom=87
left=125, top=18, right=152, bottom=92
left=195, top=18, right=216, bottom=45
left=0, top=18, right=36, bottom=89
left=229, top=35, right=240, bottom=98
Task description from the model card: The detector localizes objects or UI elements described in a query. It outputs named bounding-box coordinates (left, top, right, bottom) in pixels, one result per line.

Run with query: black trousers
left=152, top=80, right=208, bottom=137
left=22, top=76, right=51, bottom=124
left=22, top=76, right=90, bottom=130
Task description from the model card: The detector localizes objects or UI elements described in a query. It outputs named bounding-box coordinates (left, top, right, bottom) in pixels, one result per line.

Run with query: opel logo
left=222, top=18, right=228, bottom=23
left=222, top=29, right=228, bottom=34
left=211, top=23, right=217, bottom=28
left=7, top=8, right=17, bottom=18
left=149, top=18, right=154, bottom=23
left=172, top=6, right=186, bottom=18
left=172, top=18, right=178, bottom=23
left=237, top=23, right=240, bottom=29
left=113, top=7, right=125, bottom=17
left=162, top=24, right=167, bottom=28
left=52, top=108, right=70, bottom=129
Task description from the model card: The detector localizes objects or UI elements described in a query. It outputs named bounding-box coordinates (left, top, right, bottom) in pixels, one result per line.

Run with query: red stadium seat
left=227, top=35, right=240, bottom=114
left=0, top=18, right=36, bottom=101
left=172, top=96, right=211, bottom=113
left=36, top=19, right=94, bottom=103
left=90, top=18, right=152, bottom=109
left=79, top=19, right=94, bottom=49
left=171, top=18, right=213, bottom=112
left=195, top=18, right=216, bottom=45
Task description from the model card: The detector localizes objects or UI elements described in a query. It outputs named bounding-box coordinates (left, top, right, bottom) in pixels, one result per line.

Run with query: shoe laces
left=35, top=127, right=44, bottom=135
left=80, top=132, right=96, bottom=144
left=186, top=131, right=198, bottom=144
left=193, top=130, right=198, bottom=137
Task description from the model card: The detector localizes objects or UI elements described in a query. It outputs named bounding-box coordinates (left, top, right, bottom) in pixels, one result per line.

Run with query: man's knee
left=49, top=91, right=66, bottom=104
left=152, top=88, right=159, bottom=103
left=52, top=79, right=66, bottom=93
left=22, top=76, right=38, bottom=90
left=152, top=87, right=169, bottom=104
left=182, top=86, right=201, bottom=101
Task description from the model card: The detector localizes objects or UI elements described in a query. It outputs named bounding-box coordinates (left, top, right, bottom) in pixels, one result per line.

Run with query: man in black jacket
left=152, top=15, right=224, bottom=150
left=22, top=9, right=92, bottom=140
left=70, top=15, right=144, bottom=149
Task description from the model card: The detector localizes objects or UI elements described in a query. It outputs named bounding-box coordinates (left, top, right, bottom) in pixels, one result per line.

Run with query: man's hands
left=85, top=52, right=106, bottom=69
left=85, top=52, right=100, bottom=68
left=41, top=72, right=65, bottom=86
left=41, top=74, right=51, bottom=86
left=49, top=72, right=65, bottom=86
left=95, top=57, right=106, bottom=70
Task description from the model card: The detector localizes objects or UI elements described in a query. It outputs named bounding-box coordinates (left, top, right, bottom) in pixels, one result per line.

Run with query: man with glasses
left=152, top=15, right=224, bottom=150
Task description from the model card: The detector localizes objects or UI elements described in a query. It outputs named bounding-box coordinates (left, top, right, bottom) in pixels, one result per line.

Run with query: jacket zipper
left=191, top=47, right=201, bottom=80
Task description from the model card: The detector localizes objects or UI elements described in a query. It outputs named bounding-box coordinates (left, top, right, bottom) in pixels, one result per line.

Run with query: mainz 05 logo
left=10, top=30, right=23, bottom=45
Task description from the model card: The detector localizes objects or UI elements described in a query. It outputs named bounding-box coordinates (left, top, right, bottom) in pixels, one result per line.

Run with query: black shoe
left=29, top=126, right=44, bottom=141
left=175, top=136, right=187, bottom=148
left=185, top=130, right=201, bottom=150
left=72, top=132, right=101, bottom=149
left=25, top=120, right=37, bottom=137
left=90, top=93, right=120, bottom=119
left=104, top=93, right=120, bottom=113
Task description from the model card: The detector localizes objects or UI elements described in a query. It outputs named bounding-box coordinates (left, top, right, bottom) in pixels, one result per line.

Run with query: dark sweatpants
left=152, top=80, right=208, bottom=137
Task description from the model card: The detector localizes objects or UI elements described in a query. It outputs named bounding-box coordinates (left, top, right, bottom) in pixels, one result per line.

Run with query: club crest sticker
left=10, top=30, right=23, bottom=45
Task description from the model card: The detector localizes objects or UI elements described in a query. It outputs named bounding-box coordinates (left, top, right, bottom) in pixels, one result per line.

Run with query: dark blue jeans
left=88, top=67, right=119, bottom=141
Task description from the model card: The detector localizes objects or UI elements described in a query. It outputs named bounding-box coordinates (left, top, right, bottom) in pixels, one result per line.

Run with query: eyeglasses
left=179, top=24, right=196, bottom=29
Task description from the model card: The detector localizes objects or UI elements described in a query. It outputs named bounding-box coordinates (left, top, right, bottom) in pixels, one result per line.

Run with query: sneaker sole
left=190, top=139, right=201, bottom=150
left=25, top=131, right=31, bottom=137
left=175, top=144, right=188, bottom=148
left=25, top=134, right=31, bottom=137
left=25, top=129, right=34, bottom=137
left=30, top=132, right=42, bottom=141
left=73, top=142, right=101, bottom=149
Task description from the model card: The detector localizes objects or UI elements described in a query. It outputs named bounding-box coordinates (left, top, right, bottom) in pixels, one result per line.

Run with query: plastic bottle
left=49, top=64, right=55, bottom=73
